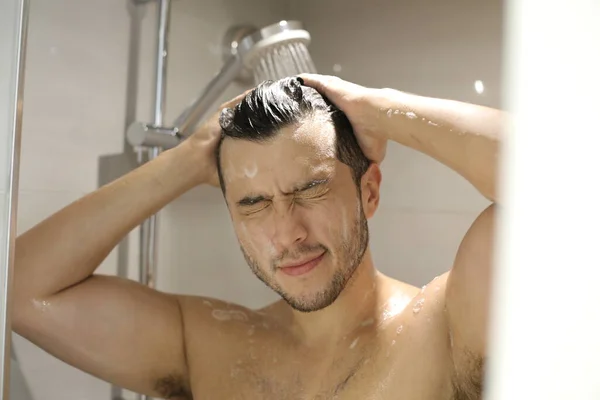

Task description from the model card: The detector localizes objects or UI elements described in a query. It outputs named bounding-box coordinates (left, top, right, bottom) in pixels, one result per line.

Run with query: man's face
left=220, top=117, right=370, bottom=312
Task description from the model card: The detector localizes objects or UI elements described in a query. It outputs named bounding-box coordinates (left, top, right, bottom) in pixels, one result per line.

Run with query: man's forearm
left=13, top=141, right=205, bottom=305
left=381, top=90, right=504, bottom=202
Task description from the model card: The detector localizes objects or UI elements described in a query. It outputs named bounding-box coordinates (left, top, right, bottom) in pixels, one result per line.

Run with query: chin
left=279, top=283, right=344, bottom=313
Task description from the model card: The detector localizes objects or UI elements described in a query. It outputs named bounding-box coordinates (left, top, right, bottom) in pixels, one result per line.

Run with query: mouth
left=279, top=252, right=326, bottom=276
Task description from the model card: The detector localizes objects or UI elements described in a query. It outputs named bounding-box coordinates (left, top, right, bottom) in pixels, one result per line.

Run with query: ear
left=360, top=163, right=382, bottom=219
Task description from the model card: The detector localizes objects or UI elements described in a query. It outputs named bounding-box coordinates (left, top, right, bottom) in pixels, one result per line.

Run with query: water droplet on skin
left=421, top=285, right=427, bottom=293
left=212, top=309, right=249, bottom=322
left=422, top=117, right=426, bottom=121
left=361, top=318, right=375, bottom=327
left=394, top=109, right=401, bottom=115
left=203, top=300, right=213, bottom=307
left=32, top=299, right=51, bottom=312
left=396, top=325, right=404, bottom=334
left=350, top=337, right=359, bottom=349
left=428, top=121, right=439, bottom=127
left=391, top=340, right=396, bottom=346
left=413, top=298, right=425, bottom=314
left=406, top=111, right=417, bottom=119
left=387, top=109, right=393, bottom=118
left=434, top=286, right=440, bottom=292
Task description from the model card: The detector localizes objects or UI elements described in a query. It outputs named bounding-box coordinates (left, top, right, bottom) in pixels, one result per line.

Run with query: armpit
left=451, top=350, right=484, bottom=400
left=154, top=373, right=193, bottom=400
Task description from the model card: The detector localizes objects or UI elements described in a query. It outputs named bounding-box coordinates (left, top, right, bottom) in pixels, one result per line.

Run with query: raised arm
left=11, top=97, right=239, bottom=398
left=299, top=74, right=505, bottom=202
left=300, top=74, right=503, bottom=385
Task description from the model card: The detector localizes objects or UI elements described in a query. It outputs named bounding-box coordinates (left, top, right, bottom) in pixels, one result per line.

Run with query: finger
left=298, top=73, right=345, bottom=96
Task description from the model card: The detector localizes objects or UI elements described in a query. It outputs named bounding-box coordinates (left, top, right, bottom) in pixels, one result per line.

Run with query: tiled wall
left=11, top=0, right=501, bottom=398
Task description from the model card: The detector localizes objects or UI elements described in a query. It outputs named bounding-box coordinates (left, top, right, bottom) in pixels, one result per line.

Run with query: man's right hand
left=186, top=91, right=250, bottom=187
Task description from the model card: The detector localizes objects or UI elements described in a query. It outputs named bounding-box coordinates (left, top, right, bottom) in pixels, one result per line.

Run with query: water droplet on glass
left=413, top=298, right=425, bottom=314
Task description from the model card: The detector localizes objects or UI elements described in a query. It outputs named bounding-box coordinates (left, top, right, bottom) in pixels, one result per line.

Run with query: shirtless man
left=12, top=74, right=501, bottom=400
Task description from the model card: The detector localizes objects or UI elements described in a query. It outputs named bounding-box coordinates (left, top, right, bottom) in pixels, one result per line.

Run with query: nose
left=271, top=205, right=308, bottom=254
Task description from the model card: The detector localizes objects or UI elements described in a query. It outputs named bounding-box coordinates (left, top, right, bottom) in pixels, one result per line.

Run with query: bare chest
left=190, top=328, right=453, bottom=400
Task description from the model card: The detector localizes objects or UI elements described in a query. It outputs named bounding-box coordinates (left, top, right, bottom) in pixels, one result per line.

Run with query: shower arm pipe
left=172, top=54, right=242, bottom=136
left=126, top=54, right=242, bottom=149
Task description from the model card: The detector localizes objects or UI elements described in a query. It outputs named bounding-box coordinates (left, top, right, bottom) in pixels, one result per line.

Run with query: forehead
left=220, top=118, right=338, bottom=193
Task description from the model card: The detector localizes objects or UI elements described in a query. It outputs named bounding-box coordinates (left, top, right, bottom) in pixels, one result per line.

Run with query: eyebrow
left=236, top=177, right=331, bottom=207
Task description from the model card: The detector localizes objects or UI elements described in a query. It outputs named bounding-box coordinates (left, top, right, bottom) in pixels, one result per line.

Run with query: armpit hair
left=451, top=351, right=485, bottom=400
left=154, top=374, right=193, bottom=400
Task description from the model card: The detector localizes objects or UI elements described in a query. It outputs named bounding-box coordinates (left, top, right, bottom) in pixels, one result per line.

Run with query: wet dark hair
left=216, top=77, right=370, bottom=193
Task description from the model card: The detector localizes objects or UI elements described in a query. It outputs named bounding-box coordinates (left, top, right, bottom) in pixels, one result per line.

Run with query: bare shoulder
left=176, top=296, right=291, bottom=395
left=178, top=296, right=284, bottom=364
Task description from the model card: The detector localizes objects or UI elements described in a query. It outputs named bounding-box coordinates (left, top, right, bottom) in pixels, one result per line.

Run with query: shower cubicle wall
left=1, top=0, right=600, bottom=399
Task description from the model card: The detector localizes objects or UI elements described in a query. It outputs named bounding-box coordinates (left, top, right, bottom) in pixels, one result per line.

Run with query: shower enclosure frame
left=0, top=0, right=28, bottom=398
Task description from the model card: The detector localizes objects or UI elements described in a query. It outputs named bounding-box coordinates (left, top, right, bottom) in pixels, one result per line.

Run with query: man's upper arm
left=445, top=204, right=496, bottom=370
left=13, top=275, right=191, bottom=399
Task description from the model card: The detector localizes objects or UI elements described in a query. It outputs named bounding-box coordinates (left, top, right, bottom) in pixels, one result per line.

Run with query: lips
left=279, top=252, right=326, bottom=276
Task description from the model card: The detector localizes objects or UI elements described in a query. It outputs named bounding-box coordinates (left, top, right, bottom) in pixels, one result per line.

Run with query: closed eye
left=291, top=178, right=331, bottom=195
left=237, top=195, right=267, bottom=207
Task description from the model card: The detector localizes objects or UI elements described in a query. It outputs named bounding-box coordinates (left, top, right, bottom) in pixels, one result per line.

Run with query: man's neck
left=288, top=249, right=392, bottom=347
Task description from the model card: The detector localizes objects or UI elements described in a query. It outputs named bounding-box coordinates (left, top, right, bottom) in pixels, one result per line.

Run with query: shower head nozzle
left=223, top=20, right=314, bottom=84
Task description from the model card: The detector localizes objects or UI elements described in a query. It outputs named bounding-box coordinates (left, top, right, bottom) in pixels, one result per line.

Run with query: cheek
left=302, top=200, right=355, bottom=242
left=237, top=221, right=277, bottom=259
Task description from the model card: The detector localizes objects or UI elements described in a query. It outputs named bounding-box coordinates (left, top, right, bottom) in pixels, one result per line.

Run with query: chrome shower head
left=170, top=19, right=316, bottom=136
left=223, top=20, right=315, bottom=84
